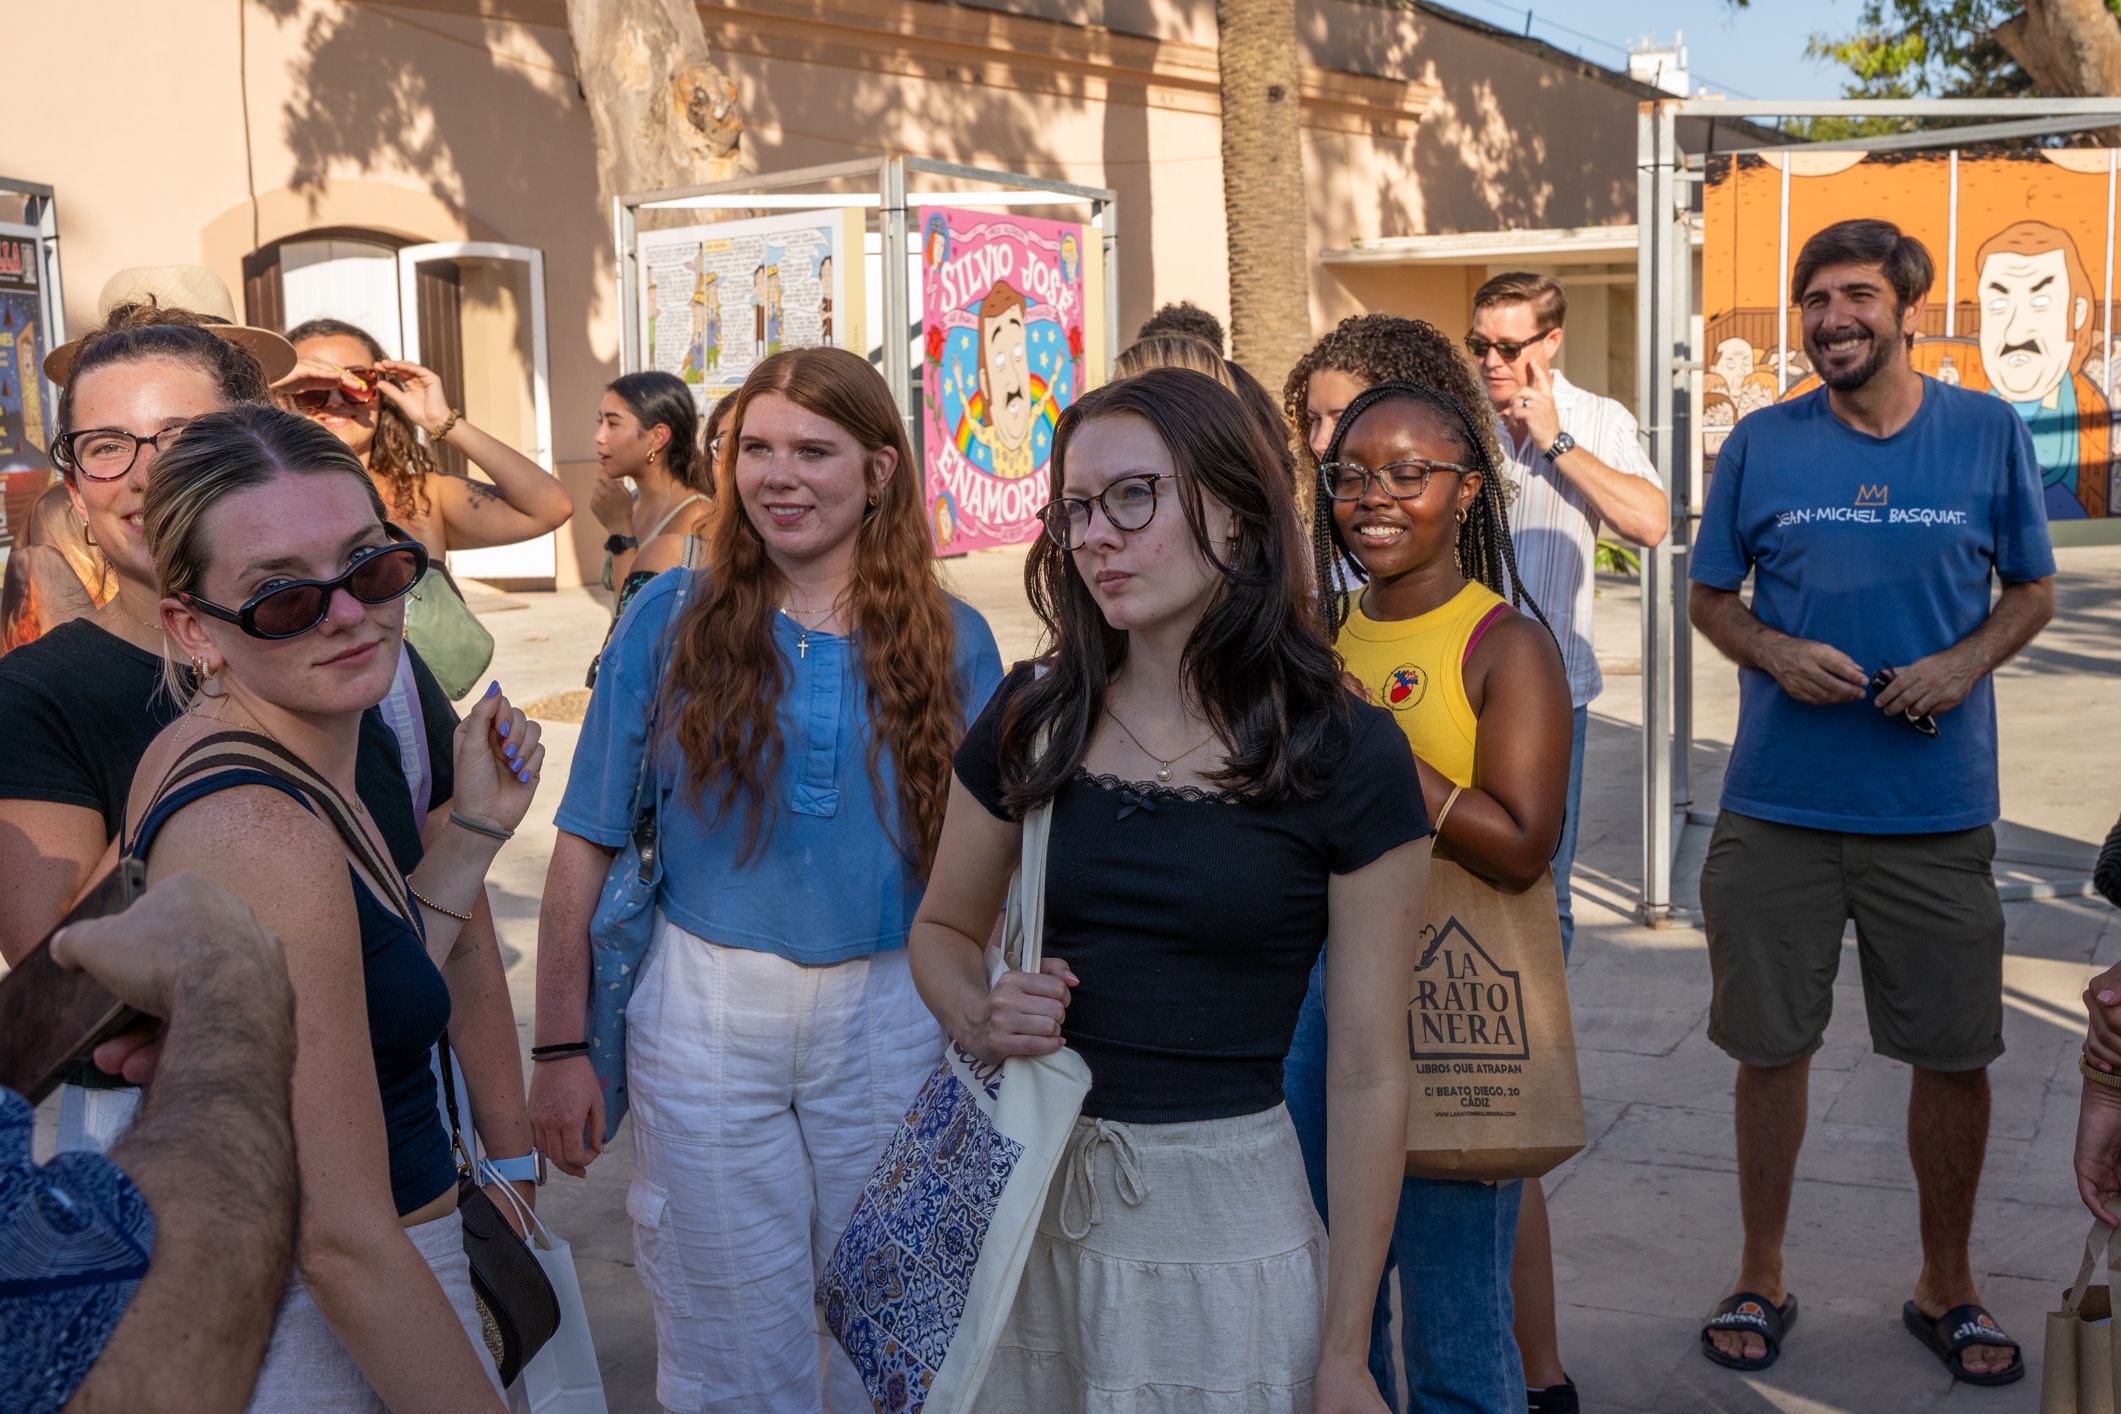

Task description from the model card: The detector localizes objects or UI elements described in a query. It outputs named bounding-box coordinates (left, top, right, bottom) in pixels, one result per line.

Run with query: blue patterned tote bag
left=818, top=794, right=1091, bottom=1413
left=585, top=558, right=694, bottom=1144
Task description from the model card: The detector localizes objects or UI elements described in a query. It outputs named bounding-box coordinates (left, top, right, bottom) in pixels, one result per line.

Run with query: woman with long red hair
left=529, top=348, right=1003, bottom=1413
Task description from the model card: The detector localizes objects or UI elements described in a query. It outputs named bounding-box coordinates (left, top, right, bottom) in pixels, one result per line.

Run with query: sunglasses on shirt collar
left=178, top=526, right=428, bottom=640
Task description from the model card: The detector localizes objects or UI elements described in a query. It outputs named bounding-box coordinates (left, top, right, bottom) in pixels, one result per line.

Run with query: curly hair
left=1000, top=368, right=1348, bottom=812
left=53, top=304, right=271, bottom=480
left=660, top=347, right=964, bottom=876
left=1287, top=317, right=1547, bottom=635
left=284, top=317, right=436, bottom=522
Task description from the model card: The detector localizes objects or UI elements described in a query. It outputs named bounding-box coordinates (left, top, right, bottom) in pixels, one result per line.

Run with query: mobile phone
left=0, top=860, right=148, bottom=1104
left=1868, top=665, right=1940, bottom=739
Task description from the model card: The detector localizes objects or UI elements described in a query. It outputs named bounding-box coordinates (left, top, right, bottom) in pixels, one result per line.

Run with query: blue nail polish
left=518, top=767, right=532, bottom=783
left=485, top=681, right=500, bottom=698
left=499, top=720, right=510, bottom=739
left=505, top=743, right=518, bottom=761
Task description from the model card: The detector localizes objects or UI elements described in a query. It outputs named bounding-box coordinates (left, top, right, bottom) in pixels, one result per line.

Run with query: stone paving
left=54, top=542, right=2117, bottom=1413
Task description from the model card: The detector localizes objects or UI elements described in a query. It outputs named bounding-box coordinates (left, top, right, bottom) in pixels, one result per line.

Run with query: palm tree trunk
left=1216, top=0, right=1311, bottom=387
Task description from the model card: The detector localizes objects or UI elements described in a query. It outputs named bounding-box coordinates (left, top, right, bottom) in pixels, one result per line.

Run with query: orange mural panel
left=1703, top=150, right=2119, bottom=522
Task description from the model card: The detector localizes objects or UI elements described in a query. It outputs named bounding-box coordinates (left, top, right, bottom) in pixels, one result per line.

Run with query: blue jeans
left=1553, top=705, right=1588, bottom=958
left=1284, top=956, right=1524, bottom=1413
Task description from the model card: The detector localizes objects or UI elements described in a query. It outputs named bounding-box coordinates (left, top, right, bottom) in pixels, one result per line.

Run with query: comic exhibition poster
left=920, top=207, right=1087, bottom=554
left=636, top=209, right=861, bottom=410
left=1705, top=149, right=2120, bottom=524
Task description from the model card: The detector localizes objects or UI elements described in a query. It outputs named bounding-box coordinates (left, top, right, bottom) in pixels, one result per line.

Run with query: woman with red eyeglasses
left=121, top=402, right=536, bottom=1412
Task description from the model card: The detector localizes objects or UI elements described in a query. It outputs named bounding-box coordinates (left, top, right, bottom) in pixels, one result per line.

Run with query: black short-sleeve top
left=0, top=619, right=458, bottom=872
left=954, top=664, right=1432, bottom=1123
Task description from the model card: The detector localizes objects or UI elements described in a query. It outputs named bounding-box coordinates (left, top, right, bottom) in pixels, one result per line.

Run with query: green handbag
left=402, top=565, right=495, bottom=700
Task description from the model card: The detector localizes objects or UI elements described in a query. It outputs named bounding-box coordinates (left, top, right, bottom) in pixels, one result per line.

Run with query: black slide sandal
left=1700, top=1291, right=1799, bottom=1372
left=1901, top=1302, right=2025, bottom=1387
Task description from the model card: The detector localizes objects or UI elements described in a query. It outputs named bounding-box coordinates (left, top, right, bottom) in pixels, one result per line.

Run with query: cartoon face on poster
left=920, top=208, right=1087, bottom=553
left=1704, top=149, right=2121, bottom=523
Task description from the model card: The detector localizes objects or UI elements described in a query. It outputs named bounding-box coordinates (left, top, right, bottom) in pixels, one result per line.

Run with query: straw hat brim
left=43, top=323, right=298, bottom=387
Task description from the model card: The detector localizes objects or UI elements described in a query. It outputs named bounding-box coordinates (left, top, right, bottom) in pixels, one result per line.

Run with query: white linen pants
left=626, top=914, right=943, bottom=1414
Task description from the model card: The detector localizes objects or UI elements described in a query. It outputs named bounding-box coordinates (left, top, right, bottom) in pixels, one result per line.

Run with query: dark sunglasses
left=1463, top=332, right=1553, bottom=363
left=179, top=530, right=428, bottom=640
left=286, top=367, right=401, bottom=414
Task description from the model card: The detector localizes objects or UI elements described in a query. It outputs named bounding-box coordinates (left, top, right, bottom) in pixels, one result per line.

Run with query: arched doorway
left=242, top=229, right=556, bottom=586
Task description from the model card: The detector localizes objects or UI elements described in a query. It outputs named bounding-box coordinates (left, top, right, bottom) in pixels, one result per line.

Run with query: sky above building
left=1443, top=0, right=1856, bottom=103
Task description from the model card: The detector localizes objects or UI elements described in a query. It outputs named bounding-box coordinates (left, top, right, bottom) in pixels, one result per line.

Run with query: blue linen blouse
left=557, top=569, right=1005, bottom=964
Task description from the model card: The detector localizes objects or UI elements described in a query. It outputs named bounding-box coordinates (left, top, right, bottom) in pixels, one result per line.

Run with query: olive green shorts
left=1700, top=811, right=2005, bottom=1071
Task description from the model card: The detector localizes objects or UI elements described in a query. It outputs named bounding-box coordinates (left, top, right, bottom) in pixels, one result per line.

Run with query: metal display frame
left=0, top=176, right=63, bottom=555
left=1636, top=97, right=2121, bottom=925
left=614, top=157, right=1118, bottom=451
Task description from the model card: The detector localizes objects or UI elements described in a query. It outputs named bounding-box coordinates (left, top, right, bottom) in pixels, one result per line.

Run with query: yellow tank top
left=1335, top=580, right=1510, bottom=789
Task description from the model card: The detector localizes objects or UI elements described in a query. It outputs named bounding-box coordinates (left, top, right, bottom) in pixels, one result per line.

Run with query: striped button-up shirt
left=1495, top=370, right=1664, bottom=708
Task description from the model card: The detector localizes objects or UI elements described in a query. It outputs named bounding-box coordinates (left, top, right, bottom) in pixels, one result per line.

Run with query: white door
left=396, top=242, right=555, bottom=583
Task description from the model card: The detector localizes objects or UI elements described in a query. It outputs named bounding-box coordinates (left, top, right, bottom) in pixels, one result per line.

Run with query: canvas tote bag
left=2044, top=1218, right=2121, bottom=1414
left=1404, top=857, right=1587, bottom=1180
left=817, top=793, right=1093, bottom=1414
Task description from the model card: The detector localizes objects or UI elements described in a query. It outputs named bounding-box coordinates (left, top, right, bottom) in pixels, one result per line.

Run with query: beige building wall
left=9, top=0, right=1651, bottom=583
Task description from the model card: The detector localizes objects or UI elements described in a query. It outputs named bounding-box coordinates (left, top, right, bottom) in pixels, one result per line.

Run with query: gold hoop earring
left=1455, top=506, right=1468, bottom=525
left=866, top=491, right=879, bottom=508
left=647, top=448, right=658, bottom=465
left=80, top=514, right=96, bottom=548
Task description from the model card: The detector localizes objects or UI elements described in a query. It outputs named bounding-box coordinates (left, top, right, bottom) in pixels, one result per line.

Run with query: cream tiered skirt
left=981, top=1103, right=1327, bottom=1413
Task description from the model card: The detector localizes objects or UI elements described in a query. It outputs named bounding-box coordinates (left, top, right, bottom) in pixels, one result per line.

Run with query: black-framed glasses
left=1040, top=472, right=1170, bottom=551
left=1320, top=458, right=1467, bottom=503
left=53, top=421, right=195, bottom=482
left=179, top=528, right=428, bottom=640
left=1463, top=332, right=1553, bottom=363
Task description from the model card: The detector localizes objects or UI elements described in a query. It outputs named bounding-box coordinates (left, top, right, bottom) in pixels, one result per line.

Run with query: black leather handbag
left=441, top=1041, right=560, bottom=1388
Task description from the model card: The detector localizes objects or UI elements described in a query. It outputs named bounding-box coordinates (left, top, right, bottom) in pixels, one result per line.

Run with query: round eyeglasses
left=178, top=530, right=429, bottom=640
left=53, top=421, right=195, bottom=482
left=1039, top=472, right=1169, bottom=551
left=1320, top=458, right=1467, bottom=503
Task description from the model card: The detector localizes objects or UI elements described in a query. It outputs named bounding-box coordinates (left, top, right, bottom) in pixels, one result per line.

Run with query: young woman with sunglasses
left=532, top=348, right=1001, bottom=1412
left=278, top=318, right=574, bottom=565
left=126, top=404, right=539, bottom=1412
left=587, top=372, right=711, bottom=687
left=1281, top=322, right=1574, bottom=1414
left=910, top=368, right=1430, bottom=1413
left=0, top=308, right=541, bottom=1236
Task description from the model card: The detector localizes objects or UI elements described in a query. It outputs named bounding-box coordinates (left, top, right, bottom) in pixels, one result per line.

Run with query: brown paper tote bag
left=2043, top=1219, right=2121, bottom=1414
left=1404, top=857, right=1587, bottom=1181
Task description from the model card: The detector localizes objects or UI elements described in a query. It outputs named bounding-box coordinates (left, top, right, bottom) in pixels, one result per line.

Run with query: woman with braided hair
left=1282, top=354, right=1576, bottom=1412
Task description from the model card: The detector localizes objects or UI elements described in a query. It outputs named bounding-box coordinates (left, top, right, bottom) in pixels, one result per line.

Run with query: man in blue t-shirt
left=1688, top=219, right=2055, bottom=1389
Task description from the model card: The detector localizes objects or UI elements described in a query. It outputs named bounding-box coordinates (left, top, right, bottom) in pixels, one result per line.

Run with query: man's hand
left=1873, top=648, right=1980, bottom=720
left=50, top=874, right=288, bottom=1087
left=1515, top=360, right=1564, bottom=450
left=2078, top=1081, right=2121, bottom=1226
left=1758, top=635, right=1869, bottom=705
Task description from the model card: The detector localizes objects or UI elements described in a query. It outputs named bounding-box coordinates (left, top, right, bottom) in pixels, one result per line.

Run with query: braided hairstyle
left=1310, top=379, right=1550, bottom=641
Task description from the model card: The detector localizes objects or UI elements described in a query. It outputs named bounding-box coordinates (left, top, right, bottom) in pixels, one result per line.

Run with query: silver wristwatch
left=1542, top=431, right=1577, bottom=463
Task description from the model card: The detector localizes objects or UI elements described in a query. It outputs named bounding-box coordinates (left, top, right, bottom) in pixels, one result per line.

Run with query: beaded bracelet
left=409, top=885, right=472, bottom=923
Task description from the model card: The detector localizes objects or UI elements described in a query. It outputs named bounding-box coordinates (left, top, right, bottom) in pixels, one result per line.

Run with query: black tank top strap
left=127, top=729, right=418, bottom=928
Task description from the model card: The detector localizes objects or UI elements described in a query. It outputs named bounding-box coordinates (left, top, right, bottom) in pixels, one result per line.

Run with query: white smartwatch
left=477, top=1151, right=548, bottom=1187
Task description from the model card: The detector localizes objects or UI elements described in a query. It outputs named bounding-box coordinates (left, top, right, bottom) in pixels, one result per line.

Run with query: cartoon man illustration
left=1975, top=219, right=2112, bottom=519
left=752, top=263, right=766, bottom=347
left=965, top=280, right=1052, bottom=481
left=682, top=268, right=718, bottom=384
left=766, top=264, right=783, bottom=354
left=1711, top=337, right=1759, bottom=398
left=818, top=254, right=834, bottom=345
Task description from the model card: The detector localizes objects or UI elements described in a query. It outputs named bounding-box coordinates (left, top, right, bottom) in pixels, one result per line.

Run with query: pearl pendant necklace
left=1104, top=708, right=1214, bottom=785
